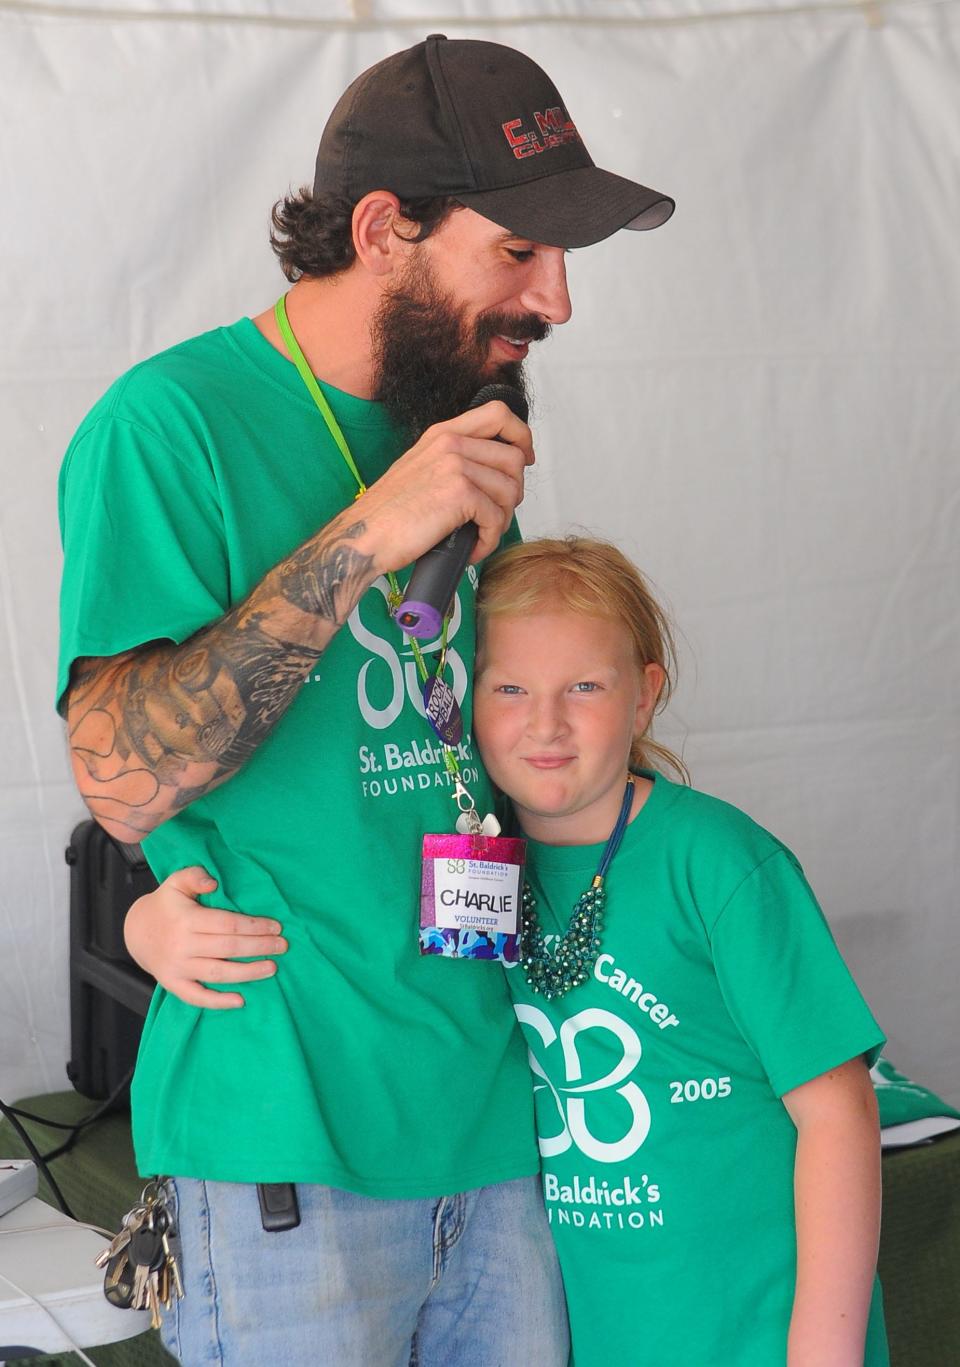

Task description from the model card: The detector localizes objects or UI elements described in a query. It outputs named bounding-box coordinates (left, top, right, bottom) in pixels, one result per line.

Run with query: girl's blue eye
left=572, top=682, right=599, bottom=693
left=496, top=684, right=523, bottom=695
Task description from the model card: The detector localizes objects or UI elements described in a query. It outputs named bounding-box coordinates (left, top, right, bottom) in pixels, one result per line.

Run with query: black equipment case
left=65, top=820, right=158, bottom=1101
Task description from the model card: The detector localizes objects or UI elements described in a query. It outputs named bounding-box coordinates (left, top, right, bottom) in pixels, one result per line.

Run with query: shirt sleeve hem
left=56, top=619, right=212, bottom=714
left=771, top=1033, right=886, bottom=1099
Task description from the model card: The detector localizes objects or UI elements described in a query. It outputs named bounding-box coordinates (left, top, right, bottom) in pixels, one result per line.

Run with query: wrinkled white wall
left=1, top=0, right=958, bottom=1108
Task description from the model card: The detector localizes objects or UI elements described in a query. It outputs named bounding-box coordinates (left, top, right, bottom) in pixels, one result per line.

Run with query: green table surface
left=878, top=1128, right=960, bottom=1367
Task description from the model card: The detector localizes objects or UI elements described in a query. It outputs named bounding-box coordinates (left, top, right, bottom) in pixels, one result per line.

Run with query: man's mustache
left=476, top=312, right=552, bottom=346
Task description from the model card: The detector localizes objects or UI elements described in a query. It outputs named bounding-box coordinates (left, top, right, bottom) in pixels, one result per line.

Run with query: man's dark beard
left=370, top=257, right=549, bottom=440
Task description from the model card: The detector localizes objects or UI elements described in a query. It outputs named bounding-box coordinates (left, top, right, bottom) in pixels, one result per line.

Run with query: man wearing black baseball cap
left=58, top=34, right=673, bottom=1365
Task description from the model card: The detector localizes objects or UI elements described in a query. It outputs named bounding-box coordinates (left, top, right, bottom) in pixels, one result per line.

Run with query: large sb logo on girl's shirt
left=346, top=576, right=469, bottom=729
left=515, top=1005, right=651, bottom=1164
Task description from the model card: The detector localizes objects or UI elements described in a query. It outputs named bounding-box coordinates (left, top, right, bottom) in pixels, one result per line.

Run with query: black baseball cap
left=313, top=34, right=674, bottom=250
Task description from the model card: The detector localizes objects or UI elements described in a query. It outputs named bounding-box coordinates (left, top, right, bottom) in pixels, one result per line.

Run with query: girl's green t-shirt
left=58, top=319, right=537, bottom=1195
left=508, top=773, right=889, bottom=1366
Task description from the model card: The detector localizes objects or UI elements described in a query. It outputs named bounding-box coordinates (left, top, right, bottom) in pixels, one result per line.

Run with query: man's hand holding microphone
left=345, top=390, right=532, bottom=617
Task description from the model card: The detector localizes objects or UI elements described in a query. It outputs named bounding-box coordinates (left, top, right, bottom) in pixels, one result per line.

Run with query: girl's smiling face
left=474, top=609, right=665, bottom=845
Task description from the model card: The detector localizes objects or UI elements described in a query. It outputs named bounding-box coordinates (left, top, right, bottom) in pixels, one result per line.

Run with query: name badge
left=419, top=833, right=526, bottom=964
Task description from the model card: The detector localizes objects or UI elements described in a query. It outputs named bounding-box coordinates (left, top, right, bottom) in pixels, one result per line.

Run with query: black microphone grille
left=467, top=383, right=529, bottom=425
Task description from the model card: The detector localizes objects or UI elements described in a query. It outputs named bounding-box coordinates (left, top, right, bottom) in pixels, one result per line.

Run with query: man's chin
left=480, top=357, right=524, bottom=390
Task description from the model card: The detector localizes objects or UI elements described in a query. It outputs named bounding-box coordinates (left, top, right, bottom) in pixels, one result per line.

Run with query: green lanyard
left=274, top=294, right=471, bottom=800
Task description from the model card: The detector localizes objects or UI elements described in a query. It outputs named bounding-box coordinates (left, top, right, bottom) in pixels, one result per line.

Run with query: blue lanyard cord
left=595, top=776, right=637, bottom=882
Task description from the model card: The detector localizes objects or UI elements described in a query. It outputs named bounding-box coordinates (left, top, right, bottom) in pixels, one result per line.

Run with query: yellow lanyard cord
left=273, top=295, right=459, bottom=784
left=275, top=295, right=367, bottom=493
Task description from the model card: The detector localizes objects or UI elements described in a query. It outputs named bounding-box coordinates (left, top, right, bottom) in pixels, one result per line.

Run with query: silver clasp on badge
left=452, top=778, right=476, bottom=814
left=451, top=778, right=502, bottom=837
left=452, top=779, right=484, bottom=834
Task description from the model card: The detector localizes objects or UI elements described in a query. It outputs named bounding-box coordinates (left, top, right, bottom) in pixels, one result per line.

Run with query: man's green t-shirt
left=57, top=318, right=537, bottom=1196
left=507, top=773, right=889, bottom=1367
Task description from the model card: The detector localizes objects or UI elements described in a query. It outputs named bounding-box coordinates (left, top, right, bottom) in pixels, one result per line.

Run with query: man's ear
left=352, top=191, right=412, bottom=277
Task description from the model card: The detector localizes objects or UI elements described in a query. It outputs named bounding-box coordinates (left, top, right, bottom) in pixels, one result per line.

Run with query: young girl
left=125, top=536, right=888, bottom=1366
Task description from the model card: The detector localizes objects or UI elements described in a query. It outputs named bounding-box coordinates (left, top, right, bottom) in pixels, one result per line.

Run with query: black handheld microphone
left=393, top=384, right=529, bottom=640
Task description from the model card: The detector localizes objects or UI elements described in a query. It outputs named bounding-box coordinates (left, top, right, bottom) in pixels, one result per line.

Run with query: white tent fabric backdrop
left=1, top=0, right=958, bottom=1110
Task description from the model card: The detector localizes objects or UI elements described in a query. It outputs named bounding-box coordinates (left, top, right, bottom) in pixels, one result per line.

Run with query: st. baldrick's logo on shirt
left=345, top=574, right=470, bottom=729
left=515, top=1004, right=651, bottom=1163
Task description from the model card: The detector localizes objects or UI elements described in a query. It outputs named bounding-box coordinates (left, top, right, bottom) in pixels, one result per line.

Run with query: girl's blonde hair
left=476, top=536, right=688, bottom=783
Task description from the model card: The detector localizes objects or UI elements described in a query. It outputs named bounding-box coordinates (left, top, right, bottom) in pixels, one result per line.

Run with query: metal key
left=144, top=1210, right=171, bottom=1328
left=95, top=1205, right=147, bottom=1269
left=156, top=1253, right=170, bottom=1310
left=129, top=1221, right=165, bottom=1314
left=145, top=1270, right=163, bottom=1329
left=161, top=1223, right=185, bottom=1302
left=148, top=1178, right=184, bottom=1306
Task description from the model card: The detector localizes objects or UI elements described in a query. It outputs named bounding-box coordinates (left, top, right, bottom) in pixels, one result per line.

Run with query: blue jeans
left=159, top=1174, right=568, bottom=1366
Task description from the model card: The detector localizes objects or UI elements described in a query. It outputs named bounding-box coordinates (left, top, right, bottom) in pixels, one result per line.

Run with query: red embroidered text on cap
left=501, top=108, right=582, bottom=160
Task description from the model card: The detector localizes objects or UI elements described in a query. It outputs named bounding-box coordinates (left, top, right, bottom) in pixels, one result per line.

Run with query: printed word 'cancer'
left=594, top=954, right=680, bottom=1031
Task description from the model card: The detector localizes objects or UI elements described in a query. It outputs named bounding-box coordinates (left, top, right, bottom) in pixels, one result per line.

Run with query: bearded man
left=57, top=34, right=673, bottom=1367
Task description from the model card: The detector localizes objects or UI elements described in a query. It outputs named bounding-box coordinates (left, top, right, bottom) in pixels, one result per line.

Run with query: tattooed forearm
left=277, top=520, right=374, bottom=621
left=66, top=515, right=376, bottom=842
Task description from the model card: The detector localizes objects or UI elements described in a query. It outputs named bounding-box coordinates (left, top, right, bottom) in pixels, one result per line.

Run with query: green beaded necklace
left=520, top=774, right=635, bottom=1000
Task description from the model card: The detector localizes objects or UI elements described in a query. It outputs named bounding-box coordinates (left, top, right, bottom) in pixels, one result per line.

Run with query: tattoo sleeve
left=66, top=515, right=375, bottom=842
